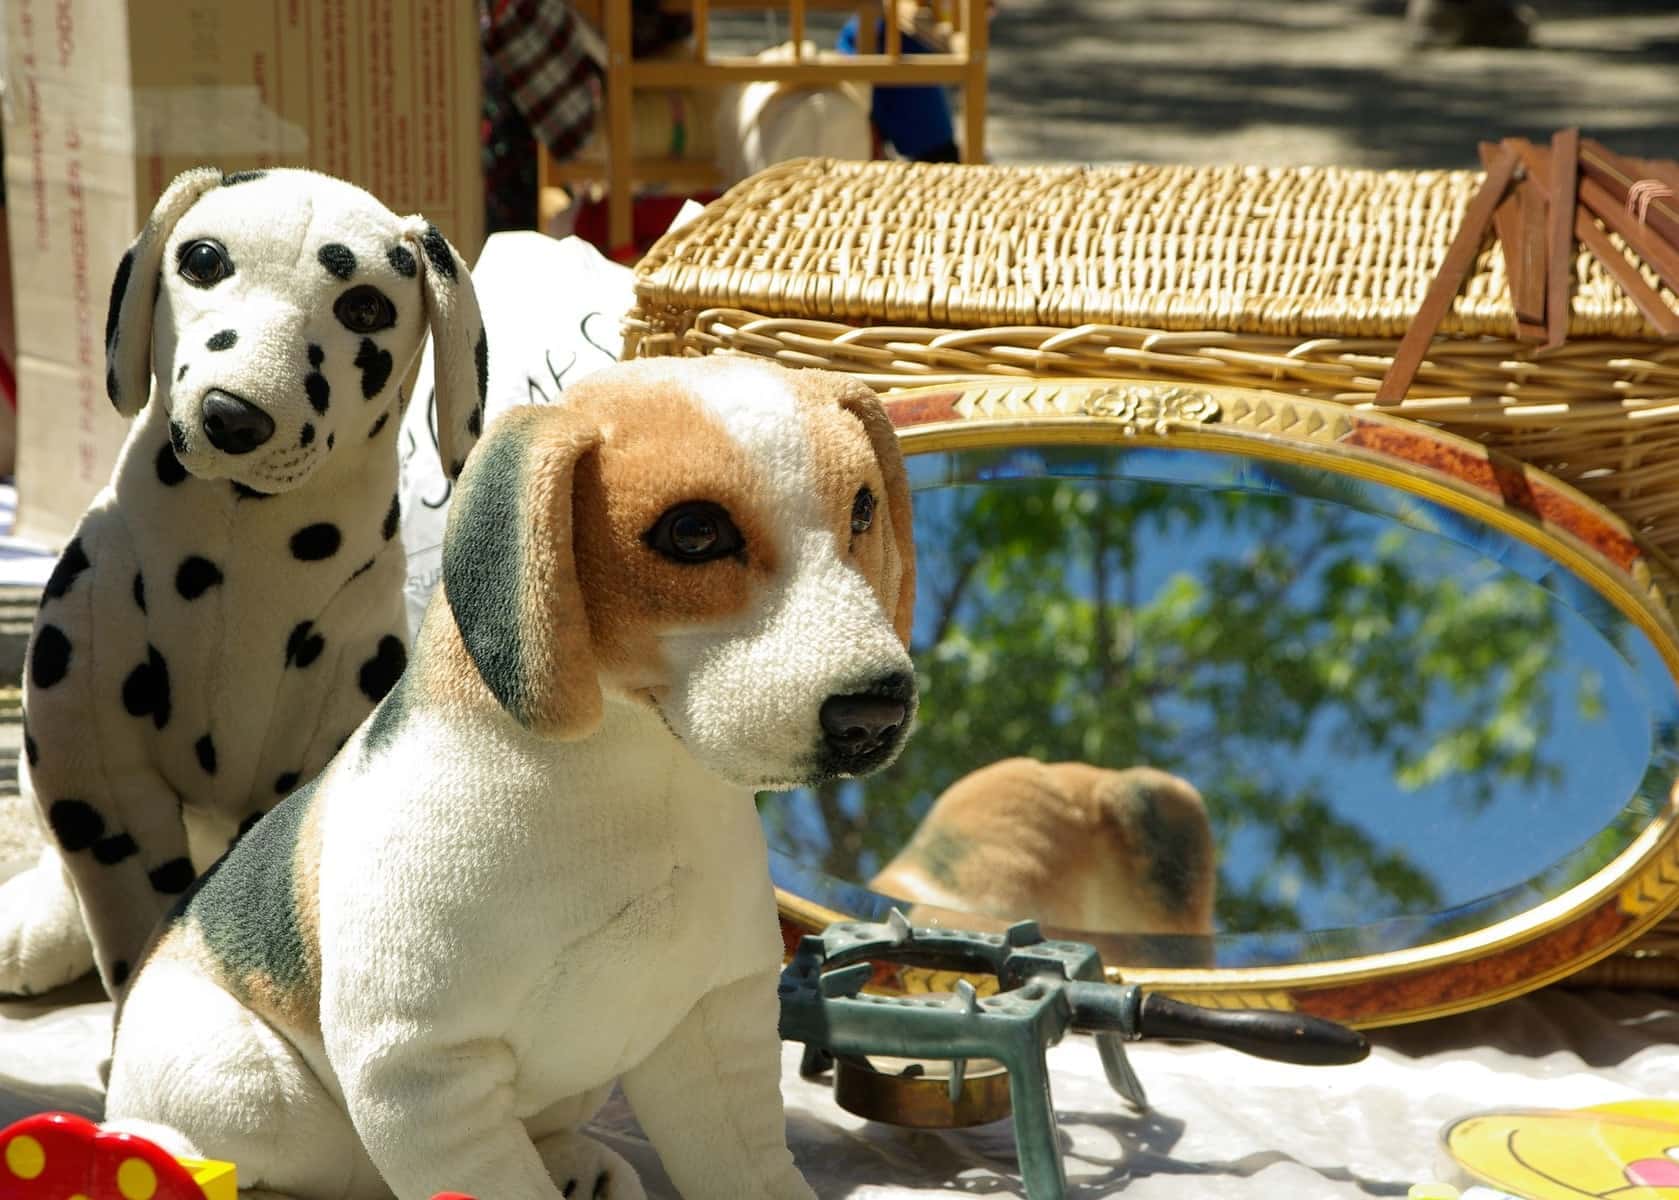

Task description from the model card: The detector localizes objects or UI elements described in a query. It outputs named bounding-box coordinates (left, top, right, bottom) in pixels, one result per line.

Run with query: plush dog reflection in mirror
left=872, top=758, right=1216, bottom=951
left=105, top=359, right=916, bottom=1200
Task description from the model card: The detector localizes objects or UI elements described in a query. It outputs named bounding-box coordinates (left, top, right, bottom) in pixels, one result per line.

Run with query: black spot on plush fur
left=305, top=369, right=331, bottom=415
left=274, top=771, right=300, bottom=795
left=420, top=225, right=457, bottom=282
left=175, top=555, right=224, bottom=600
left=355, top=337, right=393, bottom=399
left=106, top=249, right=135, bottom=351
left=309, top=345, right=325, bottom=369
left=195, top=733, right=218, bottom=775
left=368, top=412, right=390, bottom=440
left=43, top=538, right=90, bottom=601
left=318, top=243, right=357, bottom=280
left=237, top=811, right=266, bottom=839
left=122, top=645, right=172, bottom=730
left=221, top=169, right=267, bottom=186
left=207, top=329, right=237, bottom=352
left=133, top=571, right=146, bottom=613
left=387, top=244, right=417, bottom=278
left=285, top=621, right=325, bottom=668
left=327, top=433, right=335, bottom=451
left=176, top=365, right=189, bottom=383
left=148, top=857, right=195, bottom=895
left=290, top=523, right=342, bottom=561
left=189, top=776, right=318, bottom=993
left=383, top=494, right=401, bottom=541
left=92, top=833, right=138, bottom=865
left=169, top=420, right=189, bottom=455
left=155, top=442, right=188, bottom=486
left=48, top=799, right=104, bottom=852
left=23, top=719, right=38, bottom=767
left=359, top=636, right=407, bottom=703
left=300, top=421, right=316, bottom=448
left=31, top=626, right=72, bottom=689
left=474, top=327, right=489, bottom=409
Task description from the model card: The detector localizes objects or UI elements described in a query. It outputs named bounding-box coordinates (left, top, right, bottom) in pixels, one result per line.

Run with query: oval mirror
left=768, top=379, right=1679, bottom=1027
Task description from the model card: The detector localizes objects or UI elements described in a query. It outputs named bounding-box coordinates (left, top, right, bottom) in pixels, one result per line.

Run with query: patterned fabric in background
left=480, top=0, right=694, bottom=234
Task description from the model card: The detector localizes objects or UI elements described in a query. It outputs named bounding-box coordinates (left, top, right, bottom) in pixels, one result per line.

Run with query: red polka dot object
left=0, top=1111, right=208, bottom=1200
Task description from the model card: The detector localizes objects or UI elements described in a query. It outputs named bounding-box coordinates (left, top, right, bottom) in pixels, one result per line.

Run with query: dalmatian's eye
left=334, top=285, right=397, bottom=334
left=851, top=486, right=876, bottom=535
left=644, top=501, right=744, bottom=564
left=177, top=239, right=233, bottom=287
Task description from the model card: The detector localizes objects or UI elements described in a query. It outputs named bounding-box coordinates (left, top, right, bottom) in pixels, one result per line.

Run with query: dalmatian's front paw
left=534, top=1131, right=647, bottom=1200
left=0, top=847, right=94, bottom=996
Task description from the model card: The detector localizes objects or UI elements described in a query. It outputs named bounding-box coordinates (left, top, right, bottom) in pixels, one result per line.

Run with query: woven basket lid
left=633, top=157, right=1673, bottom=341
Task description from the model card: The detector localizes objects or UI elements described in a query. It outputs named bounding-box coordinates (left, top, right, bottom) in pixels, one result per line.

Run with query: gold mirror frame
left=773, top=378, right=1679, bottom=1028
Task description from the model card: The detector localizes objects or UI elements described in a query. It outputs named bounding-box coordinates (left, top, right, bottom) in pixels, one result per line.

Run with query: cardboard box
left=1, top=0, right=484, bottom=546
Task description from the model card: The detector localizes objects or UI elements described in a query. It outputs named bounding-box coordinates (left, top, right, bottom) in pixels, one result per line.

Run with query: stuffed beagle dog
left=0, top=167, right=486, bottom=998
left=104, top=358, right=917, bottom=1200
left=871, top=758, right=1217, bottom=939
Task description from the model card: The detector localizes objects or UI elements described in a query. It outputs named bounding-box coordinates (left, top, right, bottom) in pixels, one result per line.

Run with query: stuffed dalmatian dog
left=0, top=166, right=486, bottom=998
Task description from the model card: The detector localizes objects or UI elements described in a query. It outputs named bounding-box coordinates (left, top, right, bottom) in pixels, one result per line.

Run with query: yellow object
left=1445, top=1099, right=1679, bottom=1199
left=116, top=1156, right=156, bottom=1200
left=5, top=1133, right=46, bottom=1180
left=180, top=1158, right=238, bottom=1200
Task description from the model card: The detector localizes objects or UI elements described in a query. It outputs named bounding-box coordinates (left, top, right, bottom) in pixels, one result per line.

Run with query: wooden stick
left=1479, top=140, right=1543, bottom=338
left=790, top=0, right=804, bottom=58
left=1578, top=174, right=1679, bottom=299
left=962, top=0, right=987, bottom=164
left=1575, top=208, right=1679, bottom=339
left=1374, top=144, right=1519, bottom=404
left=1581, top=137, right=1679, bottom=254
left=1545, top=128, right=1579, bottom=350
left=1518, top=137, right=1679, bottom=340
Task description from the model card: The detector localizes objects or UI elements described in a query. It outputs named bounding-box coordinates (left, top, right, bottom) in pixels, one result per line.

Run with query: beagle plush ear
left=834, top=379, right=916, bottom=647
left=104, top=166, right=223, bottom=417
left=442, top=405, right=602, bottom=738
left=403, top=219, right=488, bottom=480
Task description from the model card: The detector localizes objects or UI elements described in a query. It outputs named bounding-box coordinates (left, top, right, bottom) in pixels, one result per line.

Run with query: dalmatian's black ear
left=403, top=218, right=487, bottom=480
left=442, top=405, right=602, bottom=739
left=105, top=167, right=223, bottom=418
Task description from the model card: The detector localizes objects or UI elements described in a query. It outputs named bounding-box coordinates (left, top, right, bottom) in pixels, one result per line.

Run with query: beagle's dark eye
left=177, top=240, right=233, bottom=287
left=645, top=501, right=744, bottom=564
left=333, top=285, right=397, bottom=334
left=851, top=486, right=876, bottom=535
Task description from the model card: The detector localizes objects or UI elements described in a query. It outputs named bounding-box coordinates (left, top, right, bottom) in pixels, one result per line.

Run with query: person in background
left=836, top=4, right=960, bottom=163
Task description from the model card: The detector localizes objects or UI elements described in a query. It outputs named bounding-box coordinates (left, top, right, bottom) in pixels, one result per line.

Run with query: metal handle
left=1134, top=993, right=1370, bottom=1066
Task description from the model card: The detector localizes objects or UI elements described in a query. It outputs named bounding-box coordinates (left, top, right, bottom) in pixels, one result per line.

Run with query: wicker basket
left=626, top=156, right=1679, bottom=560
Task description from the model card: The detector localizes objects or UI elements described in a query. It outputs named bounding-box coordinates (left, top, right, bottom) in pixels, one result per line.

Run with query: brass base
left=832, top=1055, right=1013, bottom=1129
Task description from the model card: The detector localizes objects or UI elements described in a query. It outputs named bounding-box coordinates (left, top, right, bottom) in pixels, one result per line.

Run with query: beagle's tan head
left=441, top=358, right=917, bottom=788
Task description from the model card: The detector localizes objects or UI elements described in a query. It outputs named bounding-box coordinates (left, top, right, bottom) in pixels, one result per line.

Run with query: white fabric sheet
left=2, top=981, right=1676, bottom=1197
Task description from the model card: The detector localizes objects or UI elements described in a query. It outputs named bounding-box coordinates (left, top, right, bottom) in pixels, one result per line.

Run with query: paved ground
left=981, top=0, right=1678, bottom=168
left=720, top=0, right=1678, bottom=169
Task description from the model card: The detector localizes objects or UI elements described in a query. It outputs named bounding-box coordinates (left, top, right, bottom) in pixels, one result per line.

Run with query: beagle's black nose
left=202, top=389, right=275, bottom=455
left=820, top=691, right=909, bottom=757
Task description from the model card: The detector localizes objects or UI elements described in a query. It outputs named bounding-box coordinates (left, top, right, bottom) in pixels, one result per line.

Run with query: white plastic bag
left=395, top=231, right=636, bottom=634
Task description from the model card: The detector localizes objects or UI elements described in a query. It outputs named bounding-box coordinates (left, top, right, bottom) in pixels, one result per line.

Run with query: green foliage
left=767, top=450, right=1633, bottom=941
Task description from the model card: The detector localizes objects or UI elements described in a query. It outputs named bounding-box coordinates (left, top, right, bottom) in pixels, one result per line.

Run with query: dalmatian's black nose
left=202, top=389, right=275, bottom=455
left=820, top=686, right=910, bottom=758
